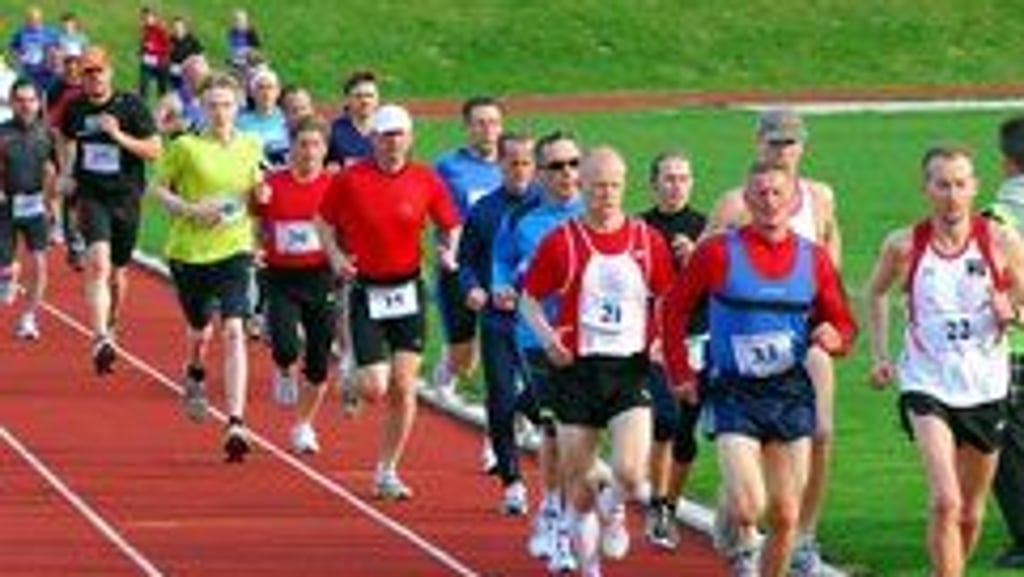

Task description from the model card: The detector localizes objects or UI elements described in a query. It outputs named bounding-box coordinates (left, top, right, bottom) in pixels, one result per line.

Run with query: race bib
left=82, top=143, right=121, bottom=174
left=731, top=331, right=796, bottom=378
left=581, top=296, right=626, bottom=334
left=216, top=196, right=245, bottom=224
left=366, top=281, right=419, bottom=320
left=11, top=193, right=45, bottom=219
left=273, top=221, right=321, bottom=255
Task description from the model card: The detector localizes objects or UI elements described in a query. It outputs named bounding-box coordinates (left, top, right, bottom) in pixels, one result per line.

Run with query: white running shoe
left=790, top=536, right=825, bottom=577
left=501, top=481, right=528, bottom=516
left=373, top=468, right=413, bottom=501
left=480, top=436, right=498, bottom=474
left=546, top=527, right=578, bottom=574
left=597, top=486, right=629, bottom=560
left=528, top=508, right=558, bottom=559
left=272, top=371, right=299, bottom=406
left=430, top=360, right=459, bottom=404
left=15, top=312, right=39, bottom=340
left=290, top=422, right=320, bottom=455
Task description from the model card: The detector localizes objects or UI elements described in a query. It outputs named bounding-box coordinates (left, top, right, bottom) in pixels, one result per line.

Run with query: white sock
left=541, top=491, right=562, bottom=516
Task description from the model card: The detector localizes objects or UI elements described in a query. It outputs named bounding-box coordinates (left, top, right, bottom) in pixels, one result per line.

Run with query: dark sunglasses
left=544, top=158, right=580, bottom=171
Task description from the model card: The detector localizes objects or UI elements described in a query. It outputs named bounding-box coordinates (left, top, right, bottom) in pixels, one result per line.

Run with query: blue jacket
left=435, top=147, right=503, bottom=219
left=458, top=181, right=542, bottom=328
left=491, top=192, right=583, bottom=349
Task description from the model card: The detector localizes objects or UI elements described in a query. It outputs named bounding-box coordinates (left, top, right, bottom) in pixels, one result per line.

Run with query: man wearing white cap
left=707, top=108, right=842, bottom=576
left=317, top=103, right=461, bottom=499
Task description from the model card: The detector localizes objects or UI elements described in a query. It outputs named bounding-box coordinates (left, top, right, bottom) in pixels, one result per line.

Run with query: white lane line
left=39, top=300, right=483, bottom=577
left=0, top=426, right=165, bottom=577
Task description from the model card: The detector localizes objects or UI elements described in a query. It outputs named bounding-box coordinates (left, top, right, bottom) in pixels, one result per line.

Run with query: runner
left=0, top=79, right=58, bottom=339
left=317, top=103, right=460, bottom=499
left=639, top=150, right=707, bottom=551
left=491, top=129, right=583, bottom=567
left=59, top=45, right=161, bottom=374
left=431, top=95, right=504, bottom=403
left=868, top=145, right=1024, bottom=577
left=457, top=131, right=541, bottom=513
left=149, top=72, right=264, bottom=462
left=326, top=69, right=378, bottom=170
left=253, top=115, right=334, bottom=455
left=663, top=159, right=856, bottom=577
left=521, top=146, right=674, bottom=577
left=708, top=108, right=842, bottom=574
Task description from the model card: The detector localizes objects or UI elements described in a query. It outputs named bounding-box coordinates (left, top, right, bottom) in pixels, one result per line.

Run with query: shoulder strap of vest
left=903, top=219, right=932, bottom=293
left=971, top=214, right=1008, bottom=289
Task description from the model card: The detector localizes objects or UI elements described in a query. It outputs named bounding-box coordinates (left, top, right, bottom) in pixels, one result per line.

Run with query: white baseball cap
left=371, top=103, right=413, bottom=134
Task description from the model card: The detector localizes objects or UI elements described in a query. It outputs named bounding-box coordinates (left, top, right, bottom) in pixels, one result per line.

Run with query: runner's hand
left=465, top=287, right=488, bottom=311
left=492, top=286, right=518, bottom=311
left=190, top=198, right=225, bottom=227
left=543, top=335, right=574, bottom=368
left=990, top=286, right=1018, bottom=329
left=869, top=359, right=895, bottom=389
left=811, top=322, right=842, bottom=354
left=96, top=113, right=121, bottom=138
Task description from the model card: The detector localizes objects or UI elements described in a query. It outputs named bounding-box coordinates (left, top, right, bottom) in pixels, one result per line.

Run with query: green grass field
left=6, top=0, right=1024, bottom=101
left=14, top=0, right=1024, bottom=574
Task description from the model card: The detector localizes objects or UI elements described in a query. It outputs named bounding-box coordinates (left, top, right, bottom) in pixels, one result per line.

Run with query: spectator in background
left=326, top=69, right=378, bottom=170
left=138, top=6, right=170, bottom=99
left=168, top=16, right=203, bottom=95
left=177, top=53, right=209, bottom=131
left=57, top=12, right=88, bottom=58
left=0, top=55, right=17, bottom=123
left=8, top=5, right=58, bottom=88
left=981, top=117, right=1024, bottom=570
left=226, top=9, right=261, bottom=79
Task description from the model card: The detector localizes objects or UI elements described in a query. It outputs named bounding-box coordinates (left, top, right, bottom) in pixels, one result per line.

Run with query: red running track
left=0, top=254, right=728, bottom=576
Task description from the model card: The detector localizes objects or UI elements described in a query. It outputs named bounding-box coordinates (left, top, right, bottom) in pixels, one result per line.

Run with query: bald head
left=582, top=146, right=628, bottom=226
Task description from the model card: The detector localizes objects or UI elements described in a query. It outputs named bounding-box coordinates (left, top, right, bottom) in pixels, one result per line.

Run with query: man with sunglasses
left=492, top=130, right=583, bottom=571
left=60, top=46, right=161, bottom=375
left=707, top=108, right=841, bottom=576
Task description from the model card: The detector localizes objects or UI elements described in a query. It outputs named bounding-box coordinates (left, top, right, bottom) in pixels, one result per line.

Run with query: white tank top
left=574, top=220, right=650, bottom=357
left=898, top=237, right=1008, bottom=407
left=789, top=180, right=818, bottom=241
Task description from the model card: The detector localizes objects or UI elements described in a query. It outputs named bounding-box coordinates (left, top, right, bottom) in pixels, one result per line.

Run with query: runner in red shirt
left=521, top=146, right=674, bottom=576
left=317, top=104, right=460, bottom=500
left=253, top=116, right=334, bottom=456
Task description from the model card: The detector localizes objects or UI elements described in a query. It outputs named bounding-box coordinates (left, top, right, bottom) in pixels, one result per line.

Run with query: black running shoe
left=92, top=338, right=116, bottom=375
left=223, top=422, right=251, bottom=463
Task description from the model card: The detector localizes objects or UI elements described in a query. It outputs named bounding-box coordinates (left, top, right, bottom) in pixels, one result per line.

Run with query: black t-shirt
left=0, top=119, right=57, bottom=195
left=61, top=91, right=157, bottom=198
left=641, top=205, right=708, bottom=336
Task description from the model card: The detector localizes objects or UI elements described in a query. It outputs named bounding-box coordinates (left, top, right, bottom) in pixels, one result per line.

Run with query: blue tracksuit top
left=458, top=181, right=543, bottom=328
left=491, top=192, right=584, bottom=350
left=435, top=147, right=503, bottom=219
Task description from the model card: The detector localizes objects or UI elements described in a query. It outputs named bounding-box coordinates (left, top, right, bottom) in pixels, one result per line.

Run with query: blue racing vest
left=708, top=230, right=815, bottom=381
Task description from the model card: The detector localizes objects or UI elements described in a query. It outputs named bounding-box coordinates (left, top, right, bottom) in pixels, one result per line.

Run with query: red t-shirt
left=661, top=226, right=858, bottom=385
left=522, top=218, right=675, bottom=356
left=319, top=159, right=460, bottom=280
left=255, top=170, right=331, bottom=269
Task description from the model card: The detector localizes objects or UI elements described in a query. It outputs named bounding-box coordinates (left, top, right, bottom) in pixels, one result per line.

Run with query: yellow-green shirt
left=156, top=131, right=263, bottom=264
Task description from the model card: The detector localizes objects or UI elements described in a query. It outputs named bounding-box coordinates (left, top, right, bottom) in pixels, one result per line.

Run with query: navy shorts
left=648, top=363, right=702, bottom=463
left=169, top=253, right=253, bottom=330
left=703, top=369, right=816, bottom=442
left=900, top=391, right=1007, bottom=454
left=435, top=268, right=478, bottom=344
left=348, top=275, right=426, bottom=367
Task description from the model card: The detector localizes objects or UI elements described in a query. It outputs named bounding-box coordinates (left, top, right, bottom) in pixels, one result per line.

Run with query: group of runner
left=1, top=7, right=1023, bottom=576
